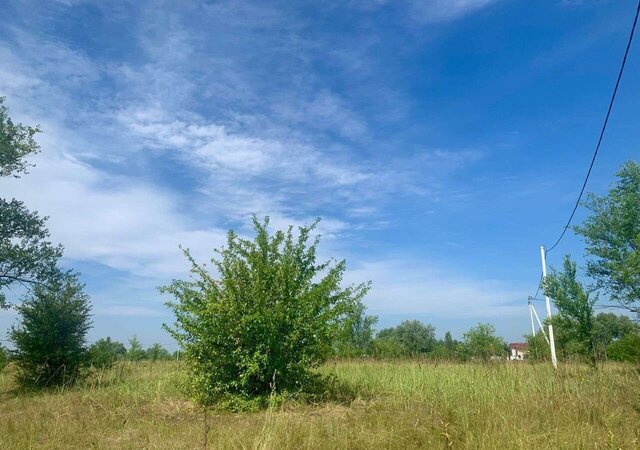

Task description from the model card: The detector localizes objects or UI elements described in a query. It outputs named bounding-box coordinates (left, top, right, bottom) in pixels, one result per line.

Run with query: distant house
left=508, top=343, right=528, bottom=360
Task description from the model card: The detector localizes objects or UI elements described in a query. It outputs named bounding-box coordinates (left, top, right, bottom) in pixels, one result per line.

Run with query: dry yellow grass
left=1, top=360, right=639, bottom=449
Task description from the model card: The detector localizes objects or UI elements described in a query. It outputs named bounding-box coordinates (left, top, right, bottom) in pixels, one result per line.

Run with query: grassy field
left=1, top=360, right=639, bottom=449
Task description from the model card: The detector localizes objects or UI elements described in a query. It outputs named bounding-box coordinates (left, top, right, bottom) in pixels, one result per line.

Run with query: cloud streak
left=346, top=259, right=525, bottom=319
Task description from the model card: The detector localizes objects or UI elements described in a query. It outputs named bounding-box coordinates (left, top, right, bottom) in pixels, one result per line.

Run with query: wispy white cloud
left=350, top=0, right=498, bottom=23
left=117, top=106, right=370, bottom=185
left=408, top=0, right=498, bottom=23
left=346, top=259, right=525, bottom=318
left=0, top=127, right=229, bottom=280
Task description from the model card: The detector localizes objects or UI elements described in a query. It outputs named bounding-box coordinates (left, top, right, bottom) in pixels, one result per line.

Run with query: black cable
left=528, top=273, right=544, bottom=304
left=546, top=0, right=640, bottom=254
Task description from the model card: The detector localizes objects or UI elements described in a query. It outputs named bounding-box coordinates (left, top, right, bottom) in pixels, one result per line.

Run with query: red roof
left=509, top=342, right=528, bottom=350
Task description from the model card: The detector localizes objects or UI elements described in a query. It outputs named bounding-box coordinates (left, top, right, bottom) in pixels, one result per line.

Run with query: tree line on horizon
left=1, top=96, right=639, bottom=405
left=333, top=317, right=508, bottom=361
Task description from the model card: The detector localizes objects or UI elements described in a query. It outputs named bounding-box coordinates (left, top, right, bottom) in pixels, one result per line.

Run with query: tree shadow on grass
left=206, top=373, right=372, bottom=413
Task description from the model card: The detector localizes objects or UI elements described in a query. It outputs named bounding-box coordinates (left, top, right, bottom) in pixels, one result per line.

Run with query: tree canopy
left=0, top=97, right=62, bottom=308
left=0, top=97, right=41, bottom=178
left=376, top=320, right=437, bottom=355
left=10, top=272, right=92, bottom=387
left=544, top=255, right=598, bottom=365
left=162, top=216, right=370, bottom=405
left=88, top=337, right=127, bottom=369
left=462, top=323, right=506, bottom=362
left=575, top=161, right=640, bottom=315
left=334, top=301, right=377, bottom=357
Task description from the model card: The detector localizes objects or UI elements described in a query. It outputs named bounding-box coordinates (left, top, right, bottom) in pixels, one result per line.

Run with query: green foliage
left=546, top=315, right=586, bottom=361
left=9, top=273, right=92, bottom=387
left=89, top=337, right=127, bottom=369
left=0, top=98, right=62, bottom=308
left=443, top=331, right=457, bottom=353
left=333, top=302, right=377, bottom=357
left=376, top=320, right=437, bottom=355
left=525, top=331, right=550, bottom=360
left=0, top=345, right=7, bottom=371
left=574, top=161, right=640, bottom=315
left=162, top=216, right=370, bottom=405
left=0, top=199, right=63, bottom=308
left=593, top=313, right=638, bottom=358
left=370, top=337, right=407, bottom=358
left=0, top=96, right=41, bottom=178
left=607, top=333, right=640, bottom=362
left=432, top=331, right=461, bottom=360
left=126, top=336, right=147, bottom=362
left=146, top=343, right=171, bottom=362
left=544, top=256, right=598, bottom=364
left=461, top=323, right=506, bottom=362
left=429, top=342, right=452, bottom=359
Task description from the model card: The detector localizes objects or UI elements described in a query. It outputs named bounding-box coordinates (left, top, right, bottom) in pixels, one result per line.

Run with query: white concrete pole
left=528, top=300, right=536, bottom=336
left=540, top=246, right=558, bottom=368
left=531, top=304, right=549, bottom=344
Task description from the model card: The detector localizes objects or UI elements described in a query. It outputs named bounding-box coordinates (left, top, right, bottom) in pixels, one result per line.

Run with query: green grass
left=1, top=360, right=639, bottom=449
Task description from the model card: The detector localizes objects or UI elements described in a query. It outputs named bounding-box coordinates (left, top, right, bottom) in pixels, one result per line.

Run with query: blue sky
left=1, top=0, right=639, bottom=349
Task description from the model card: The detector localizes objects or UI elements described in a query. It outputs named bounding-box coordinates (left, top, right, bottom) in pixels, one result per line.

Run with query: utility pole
left=528, top=298, right=536, bottom=336
left=540, top=246, right=558, bottom=368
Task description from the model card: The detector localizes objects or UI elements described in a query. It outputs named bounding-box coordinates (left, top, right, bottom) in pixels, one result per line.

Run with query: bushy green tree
left=461, top=323, right=506, bottom=362
left=126, top=336, right=147, bottom=362
left=607, top=333, right=640, bottom=362
left=525, top=331, right=550, bottom=360
left=545, top=315, right=586, bottom=361
left=377, top=320, right=436, bottom=355
left=444, top=331, right=457, bottom=354
left=370, top=337, right=407, bottom=358
left=9, top=273, right=92, bottom=387
left=593, top=313, right=638, bottom=358
left=544, top=256, right=598, bottom=365
left=88, top=337, right=127, bottom=369
left=146, top=343, right=171, bottom=362
left=574, top=161, right=640, bottom=315
left=429, top=342, right=451, bottom=359
left=333, top=302, right=377, bottom=357
left=0, top=98, right=62, bottom=308
left=162, top=217, right=370, bottom=404
left=430, top=331, right=461, bottom=360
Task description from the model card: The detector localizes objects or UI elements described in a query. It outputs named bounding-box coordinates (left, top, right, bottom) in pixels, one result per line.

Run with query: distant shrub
left=377, top=320, right=437, bottom=356
left=89, top=337, right=126, bottom=369
left=146, top=343, right=171, bottom=362
left=10, top=273, right=92, bottom=387
left=371, top=337, right=407, bottom=358
left=429, top=343, right=453, bottom=360
left=126, top=336, right=147, bottom=361
left=608, top=333, right=640, bottom=363
left=162, top=216, right=370, bottom=406
left=461, top=323, right=507, bottom=362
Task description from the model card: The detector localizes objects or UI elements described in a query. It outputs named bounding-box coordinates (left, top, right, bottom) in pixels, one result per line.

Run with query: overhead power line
left=546, top=0, right=640, bottom=254
left=528, top=273, right=543, bottom=302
